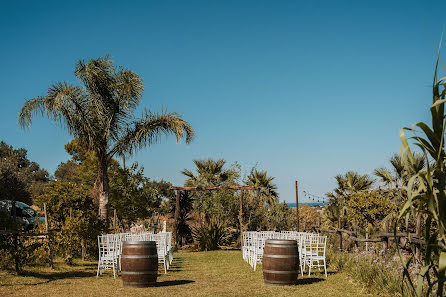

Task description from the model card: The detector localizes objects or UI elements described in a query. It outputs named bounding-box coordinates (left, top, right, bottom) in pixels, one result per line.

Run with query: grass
left=0, top=250, right=372, bottom=297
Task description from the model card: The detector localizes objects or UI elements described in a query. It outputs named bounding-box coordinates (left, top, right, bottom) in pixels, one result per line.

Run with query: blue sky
left=1, top=0, right=445, bottom=203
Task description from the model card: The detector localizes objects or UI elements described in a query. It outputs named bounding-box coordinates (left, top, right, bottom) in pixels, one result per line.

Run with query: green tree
left=34, top=181, right=103, bottom=261
left=18, top=56, right=194, bottom=222
left=326, top=171, right=374, bottom=229
left=245, top=168, right=278, bottom=207
left=182, top=159, right=240, bottom=222
left=0, top=141, right=48, bottom=205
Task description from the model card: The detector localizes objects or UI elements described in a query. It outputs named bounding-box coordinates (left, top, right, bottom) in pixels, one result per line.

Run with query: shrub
left=192, top=218, right=228, bottom=251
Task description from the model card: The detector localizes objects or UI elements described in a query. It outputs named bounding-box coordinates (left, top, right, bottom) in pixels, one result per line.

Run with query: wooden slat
left=169, top=185, right=253, bottom=191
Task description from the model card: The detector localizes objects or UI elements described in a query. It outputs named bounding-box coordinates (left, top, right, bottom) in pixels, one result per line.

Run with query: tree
left=0, top=141, right=48, bottom=205
left=326, top=171, right=374, bottom=229
left=18, top=55, right=194, bottom=222
left=374, top=153, right=425, bottom=190
left=245, top=168, right=278, bottom=207
left=182, top=159, right=240, bottom=222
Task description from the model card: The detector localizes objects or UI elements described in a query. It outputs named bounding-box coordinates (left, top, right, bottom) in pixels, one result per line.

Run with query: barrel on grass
left=121, top=241, right=158, bottom=287
left=262, top=239, right=299, bottom=286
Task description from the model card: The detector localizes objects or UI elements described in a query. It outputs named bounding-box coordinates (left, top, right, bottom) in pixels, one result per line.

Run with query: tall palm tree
left=245, top=168, right=278, bottom=207
left=18, top=55, right=194, bottom=222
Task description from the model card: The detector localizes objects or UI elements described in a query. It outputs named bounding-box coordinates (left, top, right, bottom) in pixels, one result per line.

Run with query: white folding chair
left=307, top=235, right=327, bottom=277
left=152, top=234, right=169, bottom=273
left=97, top=234, right=118, bottom=279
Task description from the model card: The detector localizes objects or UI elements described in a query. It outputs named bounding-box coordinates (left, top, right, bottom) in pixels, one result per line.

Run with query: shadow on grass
left=152, top=280, right=195, bottom=287
left=0, top=270, right=96, bottom=286
left=296, top=277, right=325, bottom=285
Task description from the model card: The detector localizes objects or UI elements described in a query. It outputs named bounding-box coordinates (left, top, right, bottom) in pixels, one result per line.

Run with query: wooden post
left=365, top=219, right=369, bottom=252
left=174, top=190, right=180, bottom=248
left=295, top=181, right=299, bottom=232
left=239, top=190, right=244, bottom=241
left=44, top=203, right=54, bottom=269
left=113, top=209, right=117, bottom=233
left=384, top=219, right=389, bottom=256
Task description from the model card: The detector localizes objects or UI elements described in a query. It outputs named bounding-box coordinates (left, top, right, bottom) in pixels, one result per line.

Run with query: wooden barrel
left=121, top=241, right=158, bottom=288
left=262, top=239, right=299, bottom=286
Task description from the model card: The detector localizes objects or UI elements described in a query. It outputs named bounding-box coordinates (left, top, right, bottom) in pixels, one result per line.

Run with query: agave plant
left=398, top=47, right=446, bottom=296
left=192, top=218, right=228, bottom=251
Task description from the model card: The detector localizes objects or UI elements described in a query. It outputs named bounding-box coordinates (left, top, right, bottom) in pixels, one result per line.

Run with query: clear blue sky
left=1, top=0, right=445, bottom=203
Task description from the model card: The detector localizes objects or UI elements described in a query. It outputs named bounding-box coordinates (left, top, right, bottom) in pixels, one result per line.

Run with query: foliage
left=299, top=204, right=320, bottom=230
left=192, top=218, right=228, bottom=251
left=245, top=168, right=278, bottom=207
left=327, top=249, right=404, bottom=296
left=347, top=190, right=396, bottom=226
left=109, top=163, right=163, bottom=226
left=167, top=191, right=194, bottom=246
left=265, top=202, right=295, bottom=231
left=0, top=141, right=48, bottom=205
left=182, top=159, right=240, bottom=222
left=397, top=53, right=446, bottom=296
left=19, top=55, right=194, bottom=221
left=34, top=181, right=104, bottom=260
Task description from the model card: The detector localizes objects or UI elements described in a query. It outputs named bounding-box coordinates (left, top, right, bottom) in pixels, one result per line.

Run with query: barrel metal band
left=121, top=255, right=158, bottom=259
left=264, top=280, right=297, bottom=284
left=263, top=254, right=299, bottom=258
left=121, top=271, right=158, bottom=275
left=263, top=269, right=298, bottom=274
left=265, top=244, right=297, bottom=248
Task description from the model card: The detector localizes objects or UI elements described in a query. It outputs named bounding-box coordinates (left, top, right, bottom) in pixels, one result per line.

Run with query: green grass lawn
left=0, top=250, right=372, bottom=297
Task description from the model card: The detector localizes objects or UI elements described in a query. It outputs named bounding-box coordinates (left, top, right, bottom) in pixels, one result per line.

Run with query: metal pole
left=295, top=180, right=299, bottom=232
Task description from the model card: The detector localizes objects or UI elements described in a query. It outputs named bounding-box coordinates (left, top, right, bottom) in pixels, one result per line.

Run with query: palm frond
left=111, top=109, right=194, bottom=157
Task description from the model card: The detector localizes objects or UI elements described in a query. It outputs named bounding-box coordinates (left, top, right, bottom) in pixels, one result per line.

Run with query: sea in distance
left=286, top=202, right=326, bottom=207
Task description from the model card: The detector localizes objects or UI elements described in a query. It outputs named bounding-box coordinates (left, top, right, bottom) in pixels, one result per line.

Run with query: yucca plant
left=192, top=218, right=228, bottom=251
left=398, top=45, right=446, bottom=296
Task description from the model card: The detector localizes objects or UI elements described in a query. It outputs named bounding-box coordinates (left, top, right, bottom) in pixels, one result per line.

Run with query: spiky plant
left=398, top=47, right=446, bottom=297
left=18, top=55, right=194, bottom=222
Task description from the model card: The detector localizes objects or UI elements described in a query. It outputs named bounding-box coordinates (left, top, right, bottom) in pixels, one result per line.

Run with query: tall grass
left=327, top=248, right=405, bottom=296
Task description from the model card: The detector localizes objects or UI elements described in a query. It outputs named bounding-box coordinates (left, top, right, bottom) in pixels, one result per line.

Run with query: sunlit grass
left=0, top=250, right=371, bottom=297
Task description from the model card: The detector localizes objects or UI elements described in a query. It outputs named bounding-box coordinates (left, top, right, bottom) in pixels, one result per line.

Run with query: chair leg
left=97, top=261, right=101, bottom=277
left=324, top=259, right=327, bottom=278
left=308, top=259, right=312, bottom=276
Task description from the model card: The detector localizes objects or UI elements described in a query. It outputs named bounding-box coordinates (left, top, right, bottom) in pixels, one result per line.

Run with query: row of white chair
left=242, top=231, right=327, bottom=277
left=97, top=231, right=173, bottom=278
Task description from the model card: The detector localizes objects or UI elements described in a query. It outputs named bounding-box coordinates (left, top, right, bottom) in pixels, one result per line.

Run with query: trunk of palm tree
left=97, top=154, right=109, bottom=223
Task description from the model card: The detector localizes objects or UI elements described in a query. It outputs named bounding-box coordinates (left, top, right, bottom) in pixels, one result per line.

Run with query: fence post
left=365, top=219, right=369, bottom=252
left=338, top=218, right=343, bottom=252
left=44, top=203, right=54, bottom=269
left=383, top=220, right=389, bottom=257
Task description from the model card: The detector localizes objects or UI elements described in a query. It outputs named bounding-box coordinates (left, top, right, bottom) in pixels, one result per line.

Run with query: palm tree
left=18, top=55, right=194, bottom=222
left=374, top=153, right=426, bottom=188
left=326, top=171, right=373, bottom=229
left=245, top=169, right=278, bottom=207
left=182, top=159, right=239, bottom=222
left=182, top=159, right=236, bottom=187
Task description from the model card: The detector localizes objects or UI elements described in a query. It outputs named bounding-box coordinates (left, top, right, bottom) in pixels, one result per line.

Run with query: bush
left=192, top=218, right=228, bottom=251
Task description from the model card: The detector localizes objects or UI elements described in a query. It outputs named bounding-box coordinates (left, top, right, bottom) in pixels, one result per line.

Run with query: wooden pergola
left=169, top=185, right=253, bottom=247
